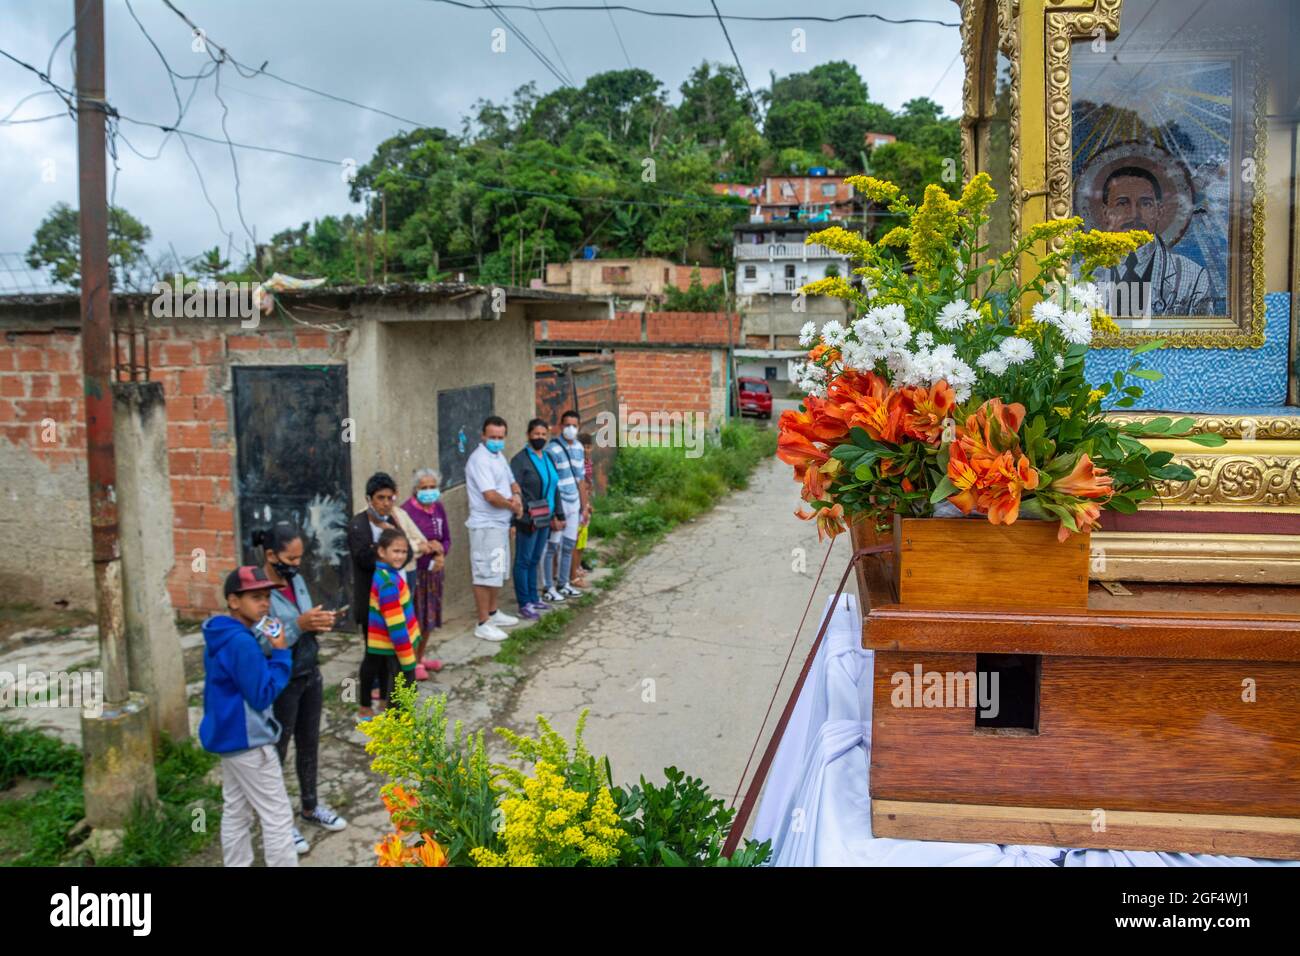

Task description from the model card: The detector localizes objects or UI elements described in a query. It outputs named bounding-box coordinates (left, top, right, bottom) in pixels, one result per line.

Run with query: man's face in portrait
left=1102, top=174, right=1160, bottom=232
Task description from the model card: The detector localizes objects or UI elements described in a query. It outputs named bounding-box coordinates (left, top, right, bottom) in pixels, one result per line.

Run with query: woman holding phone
left=256, top=521, right=349, bottom=855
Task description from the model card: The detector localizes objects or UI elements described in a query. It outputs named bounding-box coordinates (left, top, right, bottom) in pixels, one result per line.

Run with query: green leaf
left=1130, top=369, right=1163, bottom=381
left=1107, top=495, right=1138, bottom=514
left=929, top=475, right=959, bottom=504
left=1184, top=432, right=1228, bottom=447
left=1145, top=451, right=1174, bottom=468
left=1130, top=339, right=1166, bottom=355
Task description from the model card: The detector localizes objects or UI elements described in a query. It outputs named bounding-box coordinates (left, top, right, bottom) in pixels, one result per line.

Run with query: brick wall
left=0, top=322, right=345, bottom=617
left=613, top=350, right=714, bottom=421
left=537, top=311, right=740, bottom=346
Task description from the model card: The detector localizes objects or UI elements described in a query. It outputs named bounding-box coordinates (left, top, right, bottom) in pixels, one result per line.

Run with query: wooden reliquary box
left=852, top=516, right=1300, bottom=859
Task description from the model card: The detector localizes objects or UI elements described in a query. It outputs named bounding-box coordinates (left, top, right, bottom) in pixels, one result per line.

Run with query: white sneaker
left=474, top=621, right=508, bottom=642
left=488, top=609, right=519, bottom=628
left=560, top=584, right=584, bottom=598
left=543, top=587, right=566, bottom=603
left=291, top=827, right=311, bottom=855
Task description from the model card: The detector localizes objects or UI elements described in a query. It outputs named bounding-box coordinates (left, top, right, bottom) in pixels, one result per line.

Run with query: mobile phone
left=332, top=604, right=350, bottom=619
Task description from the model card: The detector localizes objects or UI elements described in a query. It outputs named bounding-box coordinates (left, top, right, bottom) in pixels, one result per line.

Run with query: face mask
left=562, top=425, right=578, bottom=442
left=529, top=437, right=547, bottom=450
left=367, top=505, right=390, bottom=523
left=485, top=438, right=505, bottom=454
left=271, top=560, right=298, bottom=581
left=416, top=488, right=441, bottom=505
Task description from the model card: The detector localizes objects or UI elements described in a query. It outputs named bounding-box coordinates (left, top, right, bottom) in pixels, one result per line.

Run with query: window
left=743, top=380, right=769, bottom=393
left=784, top=264, right=796, bottom=278
left=821, top=183, right=837, bottom=197
left=601, top=265, right=631, bottom=284
left=743, top=265, right=756, bottom=279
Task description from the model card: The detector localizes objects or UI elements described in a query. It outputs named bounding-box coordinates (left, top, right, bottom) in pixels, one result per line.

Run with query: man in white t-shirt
left=542, top=409, right=589, bottom=602
left=465, top=415, right=523, bottom=641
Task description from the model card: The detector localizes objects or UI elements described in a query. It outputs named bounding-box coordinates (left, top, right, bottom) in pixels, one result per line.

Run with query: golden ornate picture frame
left=1046, top=3, right=1267, bottom=349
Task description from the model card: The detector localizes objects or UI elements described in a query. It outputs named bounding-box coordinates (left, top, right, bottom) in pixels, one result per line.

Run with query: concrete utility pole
left=74, top=0, right=157, bottom=832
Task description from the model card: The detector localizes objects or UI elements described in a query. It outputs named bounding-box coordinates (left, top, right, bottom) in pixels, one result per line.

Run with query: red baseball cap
left=223, top=565, right=278, bottom=597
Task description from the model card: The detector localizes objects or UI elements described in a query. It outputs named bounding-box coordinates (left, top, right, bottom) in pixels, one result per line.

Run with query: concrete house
left=0, top=283, right=609, bottom=624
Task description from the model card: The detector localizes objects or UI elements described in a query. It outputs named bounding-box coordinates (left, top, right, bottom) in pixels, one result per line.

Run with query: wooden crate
left=852, top=515, right=1300, bottom=859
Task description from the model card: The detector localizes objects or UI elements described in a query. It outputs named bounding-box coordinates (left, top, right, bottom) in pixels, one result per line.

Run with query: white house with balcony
left=733, top=220, right=855, bottom=349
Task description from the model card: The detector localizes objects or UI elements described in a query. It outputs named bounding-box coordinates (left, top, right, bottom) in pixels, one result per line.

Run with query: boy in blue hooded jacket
left=200, top=566, right=298, bottom=867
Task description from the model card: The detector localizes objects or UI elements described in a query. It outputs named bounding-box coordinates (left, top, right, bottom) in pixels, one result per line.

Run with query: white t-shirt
left=465, top=443, right=514, bottom=529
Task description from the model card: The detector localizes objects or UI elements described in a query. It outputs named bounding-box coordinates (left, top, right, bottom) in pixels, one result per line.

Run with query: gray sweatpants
left=220, top=744, right=299, bottom=867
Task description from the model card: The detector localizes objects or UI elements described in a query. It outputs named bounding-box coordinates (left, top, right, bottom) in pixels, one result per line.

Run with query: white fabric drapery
left=751, top=594, right=1297, bottom=867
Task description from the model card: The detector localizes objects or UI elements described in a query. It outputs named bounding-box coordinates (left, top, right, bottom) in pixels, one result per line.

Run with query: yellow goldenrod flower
left=909, top=184, right=962, bottom=285
left=1091, top=309, right=1121, bottom=335
left=845, top=175, right=901, bottom=205
left=878, top=226, right=910, bottom=249
left=806, top=225, right=874, bottom=260
left=958, top=172, right=997, bottom=216
left=800, top=276, right=856, bottom=301
left=1070, top=229, right=1154, bottom=274
left=1023, top=217, right=1083, bottom=247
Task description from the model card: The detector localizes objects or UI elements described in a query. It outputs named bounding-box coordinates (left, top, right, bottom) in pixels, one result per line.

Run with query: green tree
left=192, top=246, right=230, bottom=280
left=768, top=61, right=869, bottom=110
left=661, top=266, right=725, bottom=311
left=26, top=201, right=152, bottom=290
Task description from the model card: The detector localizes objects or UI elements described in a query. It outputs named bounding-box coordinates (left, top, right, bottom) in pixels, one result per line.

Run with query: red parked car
left=738, top=376, right=773, bottom=419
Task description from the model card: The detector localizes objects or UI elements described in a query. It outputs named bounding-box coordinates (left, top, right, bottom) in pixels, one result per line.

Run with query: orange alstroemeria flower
left=414, top=833, right=450, bottom=867
left=946, top=429, right=1040, bottom=525
left=825, top=370, right=910, bottom=444
left=1057, top=500, right=1103, bottom=542
left=777, top=429, right=830, bottom=481
left=901, top=380, right=956, bottom=444
left=795, top=502, right=848, bottom=541
left=375, top=833, right=410, bottom=867
left=778, top=395, right=849, bottom=445
left=1049, top=453, right=1114, bottom=500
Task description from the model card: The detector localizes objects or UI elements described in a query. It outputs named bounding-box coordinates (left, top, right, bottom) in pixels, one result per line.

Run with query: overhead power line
left=418, top=1, right=960, bottom=27
left=709, top=1, right=760, bottom=122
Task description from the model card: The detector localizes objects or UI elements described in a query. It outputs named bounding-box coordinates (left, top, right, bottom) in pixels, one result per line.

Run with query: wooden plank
left=896, top=517, right=1089, bottom=610
left=871, top=800, right=1300, bottom=859
left=863, top=605, right=1300, bottom=662
left=869, top=651, right=1300, bottom=817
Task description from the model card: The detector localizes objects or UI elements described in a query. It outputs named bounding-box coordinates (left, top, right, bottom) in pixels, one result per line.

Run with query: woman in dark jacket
left=510, top=419, right=565, bottom=620
left=256, top=522, right=348, bottom=855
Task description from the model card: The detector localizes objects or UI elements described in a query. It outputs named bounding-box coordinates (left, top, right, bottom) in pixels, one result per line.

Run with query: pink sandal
left=414, top=664, right=430, bottom=681
left=421, top=658, right=443, bottom=672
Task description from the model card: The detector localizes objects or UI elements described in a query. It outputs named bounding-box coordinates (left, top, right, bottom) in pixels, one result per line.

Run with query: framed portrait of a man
left=1069, top=30, right=1266, bottom=346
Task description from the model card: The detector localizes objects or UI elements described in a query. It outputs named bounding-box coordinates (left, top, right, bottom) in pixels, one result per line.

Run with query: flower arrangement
left=362, top=681, right=769, bottom=867
left=780, top=173, right=1225, bottom=541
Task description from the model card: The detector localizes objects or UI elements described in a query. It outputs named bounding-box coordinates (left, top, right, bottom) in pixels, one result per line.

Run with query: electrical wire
left=417, top=1, right=959, bottom=28
left=709, top=0, right=760, bottom=122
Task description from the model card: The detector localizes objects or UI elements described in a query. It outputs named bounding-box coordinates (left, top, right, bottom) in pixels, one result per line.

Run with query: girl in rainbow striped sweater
left=358, top=528, right=421, bottom=719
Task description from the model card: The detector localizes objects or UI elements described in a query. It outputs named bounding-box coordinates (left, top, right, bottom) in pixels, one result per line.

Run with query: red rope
left=728, top=535, right=837, bottom=810
left=722, top=542, right=892, bottom=859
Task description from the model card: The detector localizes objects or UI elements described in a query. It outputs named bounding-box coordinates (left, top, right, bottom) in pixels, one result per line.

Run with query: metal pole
left=75, top=0, right=129, bottom=707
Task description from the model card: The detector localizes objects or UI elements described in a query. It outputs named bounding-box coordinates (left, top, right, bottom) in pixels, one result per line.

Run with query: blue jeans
left=543, top=529, right=576, bottom=590
left=513, top=526, right=549, bottom=609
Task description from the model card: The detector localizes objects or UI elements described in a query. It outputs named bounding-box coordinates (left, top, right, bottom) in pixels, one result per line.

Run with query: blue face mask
left=485, top=438, right=505, bottom=454
left=416, top=488, right=441, bottom=505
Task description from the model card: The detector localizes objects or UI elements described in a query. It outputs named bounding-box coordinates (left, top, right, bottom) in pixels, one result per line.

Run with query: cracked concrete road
left=494, top=450, right=845, bottom=803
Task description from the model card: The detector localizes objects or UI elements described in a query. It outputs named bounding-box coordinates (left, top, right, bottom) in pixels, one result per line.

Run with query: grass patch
left=0, top=721, right=220, bottom=867
left=0, top=722, right=83, bottom=866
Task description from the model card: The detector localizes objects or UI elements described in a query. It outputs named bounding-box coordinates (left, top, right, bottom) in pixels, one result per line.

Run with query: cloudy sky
left=0, top=1, right=963, bottom=286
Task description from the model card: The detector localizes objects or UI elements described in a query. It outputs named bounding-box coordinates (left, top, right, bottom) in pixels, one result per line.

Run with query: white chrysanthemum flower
left=1032, top=300, right=1064, bottom=324
left=1057, top=310, right=1093, bottom=345
left=821, top=321, right=846, bottom=347
left=977, top=351, right=1010, bottom=375
left=873, top=303, right=907, bottom=324
left=946, top=359, right=976, bottom=401
left=915, top=331, right=934, bottom=349
left=798, top=321, right=818, bottom=347
left=1068, top=283, right=1102, bottom=311
left=998, top=336, right=1035, bottom=364
left=1053, top=354, right=1065, bottom=371
left=937, top=299, right=973, bottom=331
